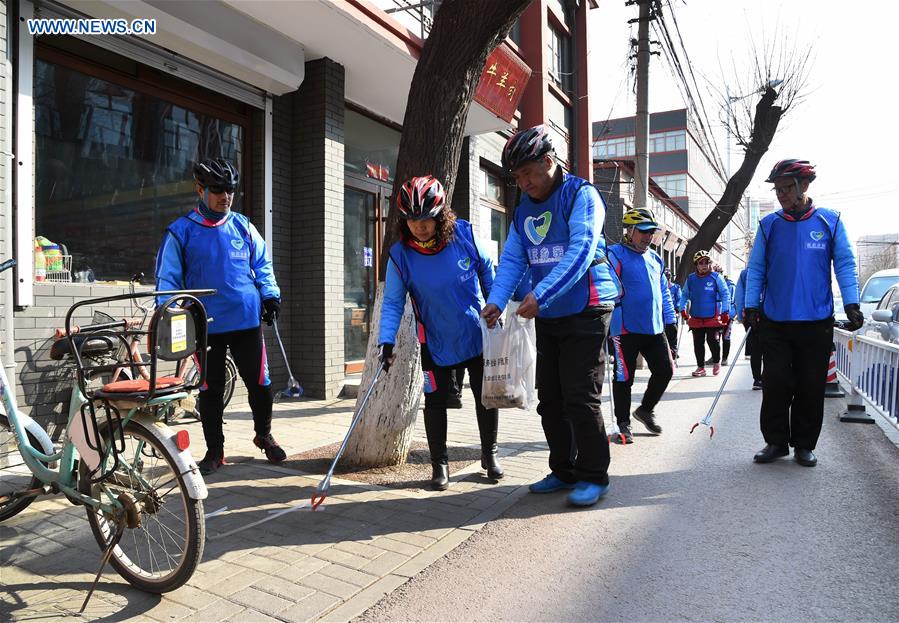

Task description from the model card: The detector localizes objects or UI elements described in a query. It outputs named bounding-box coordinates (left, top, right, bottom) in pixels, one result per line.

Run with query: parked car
left=859, top=268, right=899, bottom=318
left=862, top=284, right=899, bottom=344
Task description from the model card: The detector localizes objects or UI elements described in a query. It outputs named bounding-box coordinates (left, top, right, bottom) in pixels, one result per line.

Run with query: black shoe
left=633, top=407, right=662, bottom=435
left=613, top=423, right=634, bottom=444
left=253, top=434, right=287, bottom=464
left=481, top=451, right=504, bottom=480
left=794, top=448, right=817, bottom=467
left=752, top=379, right=763, bottom=390
left=431, top=463, right=449, bottom=490
left=198, top=450, right=225, bottom=475
left=446, top=394, right=463, bottom=409
left=753, top=444, right=789, bottom=463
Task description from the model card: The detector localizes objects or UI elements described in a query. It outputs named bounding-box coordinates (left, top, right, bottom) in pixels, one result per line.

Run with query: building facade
left=593, top=107, right=745, bottom=272
left=1, top=0, right=598, bottom=422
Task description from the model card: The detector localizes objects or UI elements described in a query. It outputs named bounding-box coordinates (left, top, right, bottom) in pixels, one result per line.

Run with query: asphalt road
left=358, top=337, right=899, bottom=622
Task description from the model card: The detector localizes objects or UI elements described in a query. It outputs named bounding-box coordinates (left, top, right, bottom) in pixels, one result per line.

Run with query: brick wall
left=289, top=58, right=345, bottom=399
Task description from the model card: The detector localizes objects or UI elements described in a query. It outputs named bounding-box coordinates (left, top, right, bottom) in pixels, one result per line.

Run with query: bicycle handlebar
left=0, top=259, right=17, bottom=274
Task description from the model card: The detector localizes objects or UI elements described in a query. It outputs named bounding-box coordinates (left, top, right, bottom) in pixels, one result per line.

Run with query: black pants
left=199, top=325, right=273, bottom=453
left=721, top=320, right=733, bottom=361
left=447, top=366, right=465, bottom=398
left=535, top=307, right=612, bottom=486
left=610, top=333, right=674, bottom=426
left=692, top=327, right=721, bottom=368
left=759, top=318, right=833, bottom=450
left=422, top=351, right=497, bottom=465
left=664, top=322, right=678, bottom=358
left=745, top=325, right=763, bottom=381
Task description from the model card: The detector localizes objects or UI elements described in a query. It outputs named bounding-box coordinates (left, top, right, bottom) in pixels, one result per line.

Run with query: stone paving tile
left=356, top=550, right=411, bottom=577
left=182, top=597, right=247, bottom=622
left=163, top=583, right=221, bottom=611
left=317, top=562, right=379, bottom=588
left=230, top=585, right=294, bottom=616
left=331, top=540, right=388, bottom=560
left=392, top=529, right=473, bottom=579
left=315, top=547, right=372, bottom=570
left=234, top=552, right=293, bottom=575
left=278, top=556, right=330, bottom=583
left=279, top=591, right=341, bottom=623
left=201, top=568, right=267, bottom=599
left=251, top=576, right=316, bottom=602
left=225, top=607, right=282, bottom=622
left=298, top=572, right=360, bottom=599
left=318, top=574, right=408, bottom=623
left=368, top=536, right=424, bottom=558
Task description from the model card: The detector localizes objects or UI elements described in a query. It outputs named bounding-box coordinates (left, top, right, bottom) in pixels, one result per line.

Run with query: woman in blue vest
left=378, top=176, right=501, bottom=491
left=714, top=265, right=737, bottom=364
left=679, top=250, right=730, bottom=376
left=745, top=159, right=863, bottom=467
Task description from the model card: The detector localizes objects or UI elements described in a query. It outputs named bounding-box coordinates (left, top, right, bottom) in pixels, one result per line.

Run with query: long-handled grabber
left=310, top=363, right=386, bottom=510
left=272, top=319, right=303, bottom=399
left=604, top=342, right=626, bottom=444
left=676, top=316, right=685, bottom=360
left=690, top=327, right=752, bottom=438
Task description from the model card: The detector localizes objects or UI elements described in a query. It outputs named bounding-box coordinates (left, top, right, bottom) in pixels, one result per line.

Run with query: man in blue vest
left=482, top=126, right=622, bottom=507
left=156, top=158, right=284, bottom=475
left=745, top=159, right=863, bottom=467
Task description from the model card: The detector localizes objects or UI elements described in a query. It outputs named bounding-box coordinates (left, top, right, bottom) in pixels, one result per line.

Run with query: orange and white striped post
left=824, top=343, right=845, bottom=398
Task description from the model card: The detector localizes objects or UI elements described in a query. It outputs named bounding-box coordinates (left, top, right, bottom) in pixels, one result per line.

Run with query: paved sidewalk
left=1, top=378, right=560, bottom=622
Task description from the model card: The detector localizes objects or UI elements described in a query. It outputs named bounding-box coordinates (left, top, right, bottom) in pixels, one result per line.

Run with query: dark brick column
left=289, top=58, right=345, bottom=399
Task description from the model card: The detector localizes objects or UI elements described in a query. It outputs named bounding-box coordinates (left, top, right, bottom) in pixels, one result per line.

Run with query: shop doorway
left=343, top=177, right=390, bottom=374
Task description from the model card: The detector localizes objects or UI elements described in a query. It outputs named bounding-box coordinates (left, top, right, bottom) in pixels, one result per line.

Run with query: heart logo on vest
left=809, top=230, right=825, bottom=241
left=231, top=238, right=244, bottom=250
left=524, top=211, right=553, bottom=245
left=458, top=257, right=471, bottom=271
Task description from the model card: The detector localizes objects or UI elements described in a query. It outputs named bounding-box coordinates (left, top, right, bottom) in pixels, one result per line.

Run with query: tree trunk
left=675, top=88, right=782, bottom=285
left=342, top=0, right=531, bottom=467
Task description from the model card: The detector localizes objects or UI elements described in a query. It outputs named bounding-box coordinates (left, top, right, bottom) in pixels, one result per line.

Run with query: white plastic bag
left=480, top=314, right=537, bottom=410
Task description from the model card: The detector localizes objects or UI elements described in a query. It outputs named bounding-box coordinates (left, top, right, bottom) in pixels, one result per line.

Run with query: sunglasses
left=206, top=185, right=237, bottom=194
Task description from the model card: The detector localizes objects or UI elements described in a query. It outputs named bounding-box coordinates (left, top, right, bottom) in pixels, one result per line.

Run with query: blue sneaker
left=567, top=481, right=610, bottom=507
left=529, top=474, right=576, bottom=494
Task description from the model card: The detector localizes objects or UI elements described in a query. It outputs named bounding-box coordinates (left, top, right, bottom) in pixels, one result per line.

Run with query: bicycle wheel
left=183, top=353, right=237, bottom=409
left=0, top=414, right=45, bottom=522
left=82, top=418, right=204, bottom=592
left=222, top=355, right=237, bottom=408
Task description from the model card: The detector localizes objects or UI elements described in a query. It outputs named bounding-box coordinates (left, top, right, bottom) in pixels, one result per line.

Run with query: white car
left=863, top=284, right=899, bottom=344
left=859, top=268, right=899, bottom=318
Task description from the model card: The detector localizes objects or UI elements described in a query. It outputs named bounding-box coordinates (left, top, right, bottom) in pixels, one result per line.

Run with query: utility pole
left=630, top=0, right=652, bottom=209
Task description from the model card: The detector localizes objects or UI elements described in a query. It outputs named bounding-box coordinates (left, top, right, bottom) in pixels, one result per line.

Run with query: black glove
left=261, top=298, right=281, bottom=326
left=378, top=343, right=394, bottom=371
left=743, top=307, right=760, bottom=330
left=844, top=303, right=864, bottom=331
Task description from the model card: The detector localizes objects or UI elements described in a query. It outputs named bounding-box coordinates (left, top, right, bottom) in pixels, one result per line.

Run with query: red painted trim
left=547, top=6, right=571, bottom=37
left=343, top=0, right=424, bottom=58
left=548, top=82, right=572, bottom=107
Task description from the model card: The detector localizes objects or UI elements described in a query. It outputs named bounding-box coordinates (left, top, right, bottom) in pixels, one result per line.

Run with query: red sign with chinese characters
left=474, top=45, right=531, bottom=123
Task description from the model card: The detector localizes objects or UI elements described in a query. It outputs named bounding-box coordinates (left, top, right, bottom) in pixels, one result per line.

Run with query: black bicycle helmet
left=193, top=158, right=240, bottom=191
left=502, top=125, right=554, bottom=172
left=765, top=159, right=816, bottom=183
left=396, top=176, right=446, bottom=220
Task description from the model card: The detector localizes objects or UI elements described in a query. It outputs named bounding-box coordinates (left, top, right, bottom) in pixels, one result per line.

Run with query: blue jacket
left=379, top=220, right=493, bottom=367
left=725, top=279, right=736, bottom=317
left=156, top=208, right=280, bottom=334
left=680, top=271, right=730, bottom=318
left=608, top=244, right=676, bottom=336
left=734, top=269, right=748, bottom=321
left=668, top=281, right=683, bottom=312
left=488, top=173, right=622, bottom=318
left=746, top=205, right=859, bottom=322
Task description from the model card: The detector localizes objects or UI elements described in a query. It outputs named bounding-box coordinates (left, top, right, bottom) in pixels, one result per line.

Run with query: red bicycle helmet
left=502, top=125, right=554, bottom=172
left=765, top=159, right=816, bottom=183
left=396, top=176, right=446, bottom=220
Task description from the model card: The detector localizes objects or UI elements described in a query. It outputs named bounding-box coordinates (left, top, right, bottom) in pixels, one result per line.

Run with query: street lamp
left=724, top=78, right=782, bottom=275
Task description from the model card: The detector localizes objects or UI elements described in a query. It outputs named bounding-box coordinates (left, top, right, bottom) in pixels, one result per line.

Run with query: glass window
left=653, top=174, right=688, bottom=198
left=593, top=136, right=635, bottom=159
left=509, top=18, right=522, bottom=46
left=344, top=110, right=401, bottom=184
left=547, top=26, right=571, bottom=91
left=649, top=130, right=686, bottom=153
left=34, top=58, right=245, bottom=283
left=481, top=168, right=505, bottom=204
left=546, top=121, right=570, bottom=169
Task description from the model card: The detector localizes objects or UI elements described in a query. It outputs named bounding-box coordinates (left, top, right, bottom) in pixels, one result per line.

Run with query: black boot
left=423, top=407, right=449, bottom=490
left=481, top=447, right=504, bottom=480
left=430, top=462, right=449, bottom=491
left=476, top=406, right=503, bottom=479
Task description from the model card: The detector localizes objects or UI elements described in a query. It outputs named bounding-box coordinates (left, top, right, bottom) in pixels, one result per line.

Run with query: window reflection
left=34, top=58, right=245, bottom=282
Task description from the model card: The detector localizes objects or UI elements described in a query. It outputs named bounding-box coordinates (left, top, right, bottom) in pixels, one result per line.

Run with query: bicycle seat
left=49, top=334, right=116, bottom=361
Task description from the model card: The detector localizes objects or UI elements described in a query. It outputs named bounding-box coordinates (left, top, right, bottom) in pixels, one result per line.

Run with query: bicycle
left=0, top=260, right=214, bottom=605
left=69, top=273, right=238, bottom=418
